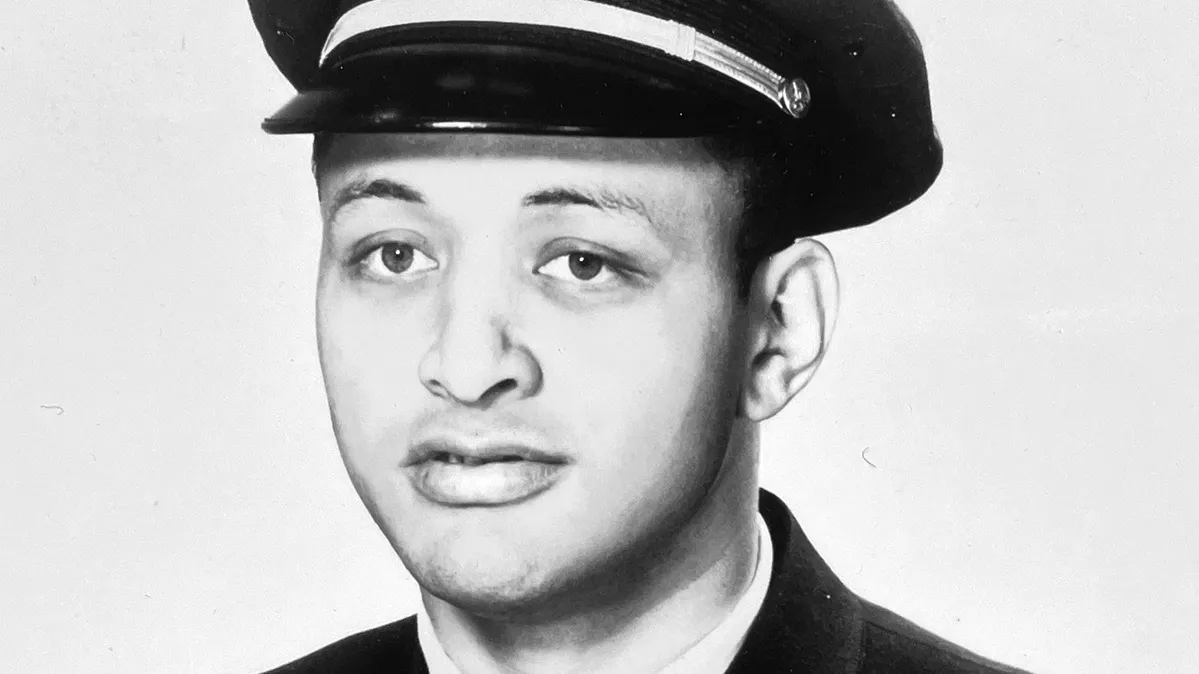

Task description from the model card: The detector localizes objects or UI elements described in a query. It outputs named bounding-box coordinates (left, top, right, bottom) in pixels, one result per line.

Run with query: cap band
left=320, top=0, right=809, bottom=118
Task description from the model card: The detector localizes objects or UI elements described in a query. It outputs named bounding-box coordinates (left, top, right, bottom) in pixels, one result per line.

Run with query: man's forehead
left=318, top=133, right=743, bottom=217
left=316, top=133, right=745, bottom=250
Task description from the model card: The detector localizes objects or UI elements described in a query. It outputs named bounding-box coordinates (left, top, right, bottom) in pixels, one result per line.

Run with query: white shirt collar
left=417, top=513, right=773, bottom=674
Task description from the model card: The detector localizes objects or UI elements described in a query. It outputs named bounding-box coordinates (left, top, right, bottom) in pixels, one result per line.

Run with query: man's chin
left=414, top=559, right=573, bottom=621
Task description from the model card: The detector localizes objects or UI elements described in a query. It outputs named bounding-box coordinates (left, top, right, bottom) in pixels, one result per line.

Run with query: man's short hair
left=700, top=132, right=807, bottom=300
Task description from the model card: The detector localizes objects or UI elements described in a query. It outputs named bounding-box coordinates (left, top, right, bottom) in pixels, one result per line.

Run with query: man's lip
left=403, top=439, right=569, bottom=467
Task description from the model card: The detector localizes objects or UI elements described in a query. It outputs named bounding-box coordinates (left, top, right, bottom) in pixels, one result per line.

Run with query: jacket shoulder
left=259, top=615, right=421, bottom=674
left=857, top=600, right=1032, bottom=674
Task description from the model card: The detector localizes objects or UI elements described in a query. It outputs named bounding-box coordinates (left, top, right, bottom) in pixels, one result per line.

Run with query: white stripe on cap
left=319, top=0, right=810, bottom=118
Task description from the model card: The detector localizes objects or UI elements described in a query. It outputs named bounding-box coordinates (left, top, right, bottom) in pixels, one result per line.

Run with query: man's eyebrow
left=327, top=179, right=425, bottom=219
left=523, top=187, right=657, bottom=229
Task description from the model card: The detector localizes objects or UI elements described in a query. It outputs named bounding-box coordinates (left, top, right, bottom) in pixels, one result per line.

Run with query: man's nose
left=418, top=281, right=542, bottom=407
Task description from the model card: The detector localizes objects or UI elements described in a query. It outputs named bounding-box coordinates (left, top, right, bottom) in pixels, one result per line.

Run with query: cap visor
left=262, top=26, right=777, bottom=135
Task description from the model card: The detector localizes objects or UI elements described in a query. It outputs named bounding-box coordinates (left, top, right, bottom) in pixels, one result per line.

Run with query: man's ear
left=741, top=238, right=840, bottom=422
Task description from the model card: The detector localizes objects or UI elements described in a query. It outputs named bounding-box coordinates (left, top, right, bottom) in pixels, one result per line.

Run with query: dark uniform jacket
left=264, top=490, right=1031, bottom=673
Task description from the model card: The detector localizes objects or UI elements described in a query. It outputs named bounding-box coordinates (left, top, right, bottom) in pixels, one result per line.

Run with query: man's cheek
left=322, top=321, right=427, bottom=447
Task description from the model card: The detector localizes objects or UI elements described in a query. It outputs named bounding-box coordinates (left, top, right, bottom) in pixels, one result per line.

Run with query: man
left=250, top=0, right=1030, bottom=672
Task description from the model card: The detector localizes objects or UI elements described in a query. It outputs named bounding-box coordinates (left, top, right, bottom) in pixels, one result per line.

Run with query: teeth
left=429, top=451, right=531, bottom=466
left=433, top=453, right=506, bottom=466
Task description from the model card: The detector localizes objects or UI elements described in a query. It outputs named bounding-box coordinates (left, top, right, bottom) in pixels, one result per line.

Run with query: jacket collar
left=725, top=489, right=864, bottom=674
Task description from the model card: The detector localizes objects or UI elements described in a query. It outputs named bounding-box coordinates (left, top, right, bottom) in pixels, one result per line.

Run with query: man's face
left=316, top=133, right=751, bottom=616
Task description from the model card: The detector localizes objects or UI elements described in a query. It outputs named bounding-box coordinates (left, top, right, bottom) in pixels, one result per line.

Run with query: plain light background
left=2, top=2, right=1196, bottom=672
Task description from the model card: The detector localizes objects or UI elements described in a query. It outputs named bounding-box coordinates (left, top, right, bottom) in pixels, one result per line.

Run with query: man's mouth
left=426, top=451, right=536, bottom=467
left=407, top=438, right=568, bottom=466
left=405, top=440, right=569, bottom=506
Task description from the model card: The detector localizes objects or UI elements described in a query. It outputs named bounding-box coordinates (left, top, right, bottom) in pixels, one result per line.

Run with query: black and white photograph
left=2, top=1, right=1196, bottom=672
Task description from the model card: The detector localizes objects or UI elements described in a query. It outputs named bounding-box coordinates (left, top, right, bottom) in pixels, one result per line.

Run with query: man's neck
left=422, top=438, right=762, bottom=674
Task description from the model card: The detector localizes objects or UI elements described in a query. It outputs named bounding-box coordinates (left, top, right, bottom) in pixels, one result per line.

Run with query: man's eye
left=359, top=242, right=438, bottom=279
left=537, top=252, right=617, bottom=284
